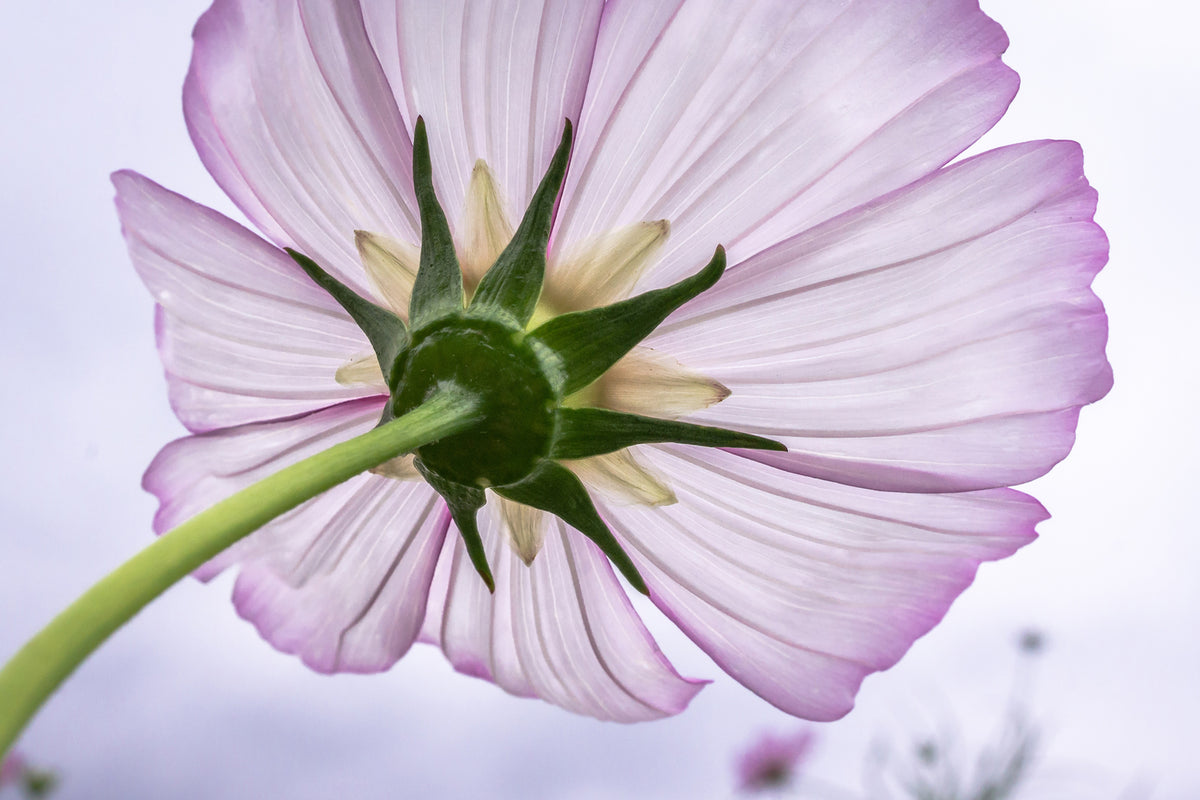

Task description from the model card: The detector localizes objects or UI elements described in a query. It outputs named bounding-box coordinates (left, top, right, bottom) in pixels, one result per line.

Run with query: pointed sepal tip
left=416, top=459, right=495, bottom=593
left=529, top=244, right=727, bottom=397
left=468, top=119, right=574, bottom=327
left=551, top=407, right=786, bottom=461
left=286, top=248, right=407, bottom=386
left=409, top=116, right=466, bottom=330
left=497, top=460, right=649, bottom=596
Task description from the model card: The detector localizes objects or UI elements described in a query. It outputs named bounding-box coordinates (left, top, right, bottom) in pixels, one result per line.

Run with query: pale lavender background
left=0, top=1, right=1194, bottom=798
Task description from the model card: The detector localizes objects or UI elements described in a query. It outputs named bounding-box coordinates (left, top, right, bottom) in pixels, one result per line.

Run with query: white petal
left=146, top=396, right=447, bottom=673
left=556, top=0, right=1017, bottom=289
left=114, top=170, right=374, bottom=431
left=144, top=397, right=389, bottom=579
left=232, top=479, right=448, bottom=674
left=185, top=0, right=418, bottom=285
left=649, top=141, right=1111, bottom=491
left=382, top=0, right=604, bottom=227
left=601, top=445, right=1042, bottom=720
left=421, top=503, right=704, bottom=721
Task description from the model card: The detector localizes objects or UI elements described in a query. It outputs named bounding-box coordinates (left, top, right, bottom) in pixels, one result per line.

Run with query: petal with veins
left=384, top=0, right=604, bottom=227
left=114, top=170, right=373, bottom=432
left=650, top=141, right=1110, bottom=492
left=146, top=394, right=445, bottom=673
left=421, top=504, right=704, bottom=721
left=232, top=481, right=448, bottom=674
left=557, top=0, right=1018, bottom=288
left=148, top=410, right=457, bottom=675
left=601, top=445, right=1043, bottom=720
left=185, top=0, right=419, bottom=284
left=143, top=396, right=390, bottom=580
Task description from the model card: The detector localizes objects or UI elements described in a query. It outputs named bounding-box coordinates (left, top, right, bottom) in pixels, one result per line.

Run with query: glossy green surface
left=394, top=317, right=557, bottom=488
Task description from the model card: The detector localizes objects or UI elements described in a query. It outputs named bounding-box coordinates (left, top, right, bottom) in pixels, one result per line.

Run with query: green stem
left=0, top=386, right=482, bottom=757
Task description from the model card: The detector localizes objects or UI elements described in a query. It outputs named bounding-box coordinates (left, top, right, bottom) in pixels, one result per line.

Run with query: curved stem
left=0, top=386, right=482, bottom=757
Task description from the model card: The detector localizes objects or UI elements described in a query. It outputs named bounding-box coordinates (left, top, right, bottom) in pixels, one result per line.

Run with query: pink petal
left=601, top=445, right=1043, bottom=721
left=366, top=0, right=604, bottom=228
left=143, top=396, right=388, bottom=579
left=555, top=0, right=1017, bottom=288
left=114, top=170, right=374, bottom=432
left=649, top=141, right=1111, bottom=492
left=421, top=502, right=704, bottom=721
left=146, top=395, right=447, bottom=672
left=231, top=480, right=448, bottom=674
left=185, top=0, right=418, bottom=286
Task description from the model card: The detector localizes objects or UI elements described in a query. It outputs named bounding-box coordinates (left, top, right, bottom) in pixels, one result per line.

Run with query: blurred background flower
left=733, top=629, right=1141, bottom=800
left=0, top=751, right=58, bottom=799
left=736, top=729, right=816, bottom=794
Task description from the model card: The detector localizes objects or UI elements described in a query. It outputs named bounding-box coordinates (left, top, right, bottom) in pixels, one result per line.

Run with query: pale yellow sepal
left=334, top=352, right=387, bottom=390
left=370, top=453, right=420, bottom=480
left=599, top=348, right=730, bottom=419
left=566, top=449, right=676, bottom=507
left=498, top=495, right=546, bottom=565
left=355, top=230, right=418, bottom=318
left=460, top=160, right=514, bottom=288
left=549, top=220, right=669, bottom=311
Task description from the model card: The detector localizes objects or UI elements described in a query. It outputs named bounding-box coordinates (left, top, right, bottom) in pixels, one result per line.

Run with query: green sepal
left=529, top=245, right=725, bottom=396
left=550, top=407, right=786, bottom=460
left=415, top=459, right=495, bottom=593
left=495, top=460, right=648, bottom=595
left=409, top=117, right=465, bottom=330
left=286, top=248, right=408, bottom=387
left=468, top=120, right=573, bottom=327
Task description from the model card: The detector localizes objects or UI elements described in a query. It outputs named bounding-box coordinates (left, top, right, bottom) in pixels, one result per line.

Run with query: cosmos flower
left=115, top=0, right=1110, bottom=722
left=736, top=729, right=816, bottom=794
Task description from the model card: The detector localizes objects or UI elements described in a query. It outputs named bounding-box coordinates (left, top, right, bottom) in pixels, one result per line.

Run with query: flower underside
left=288, top=118, right=784, bottom=595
